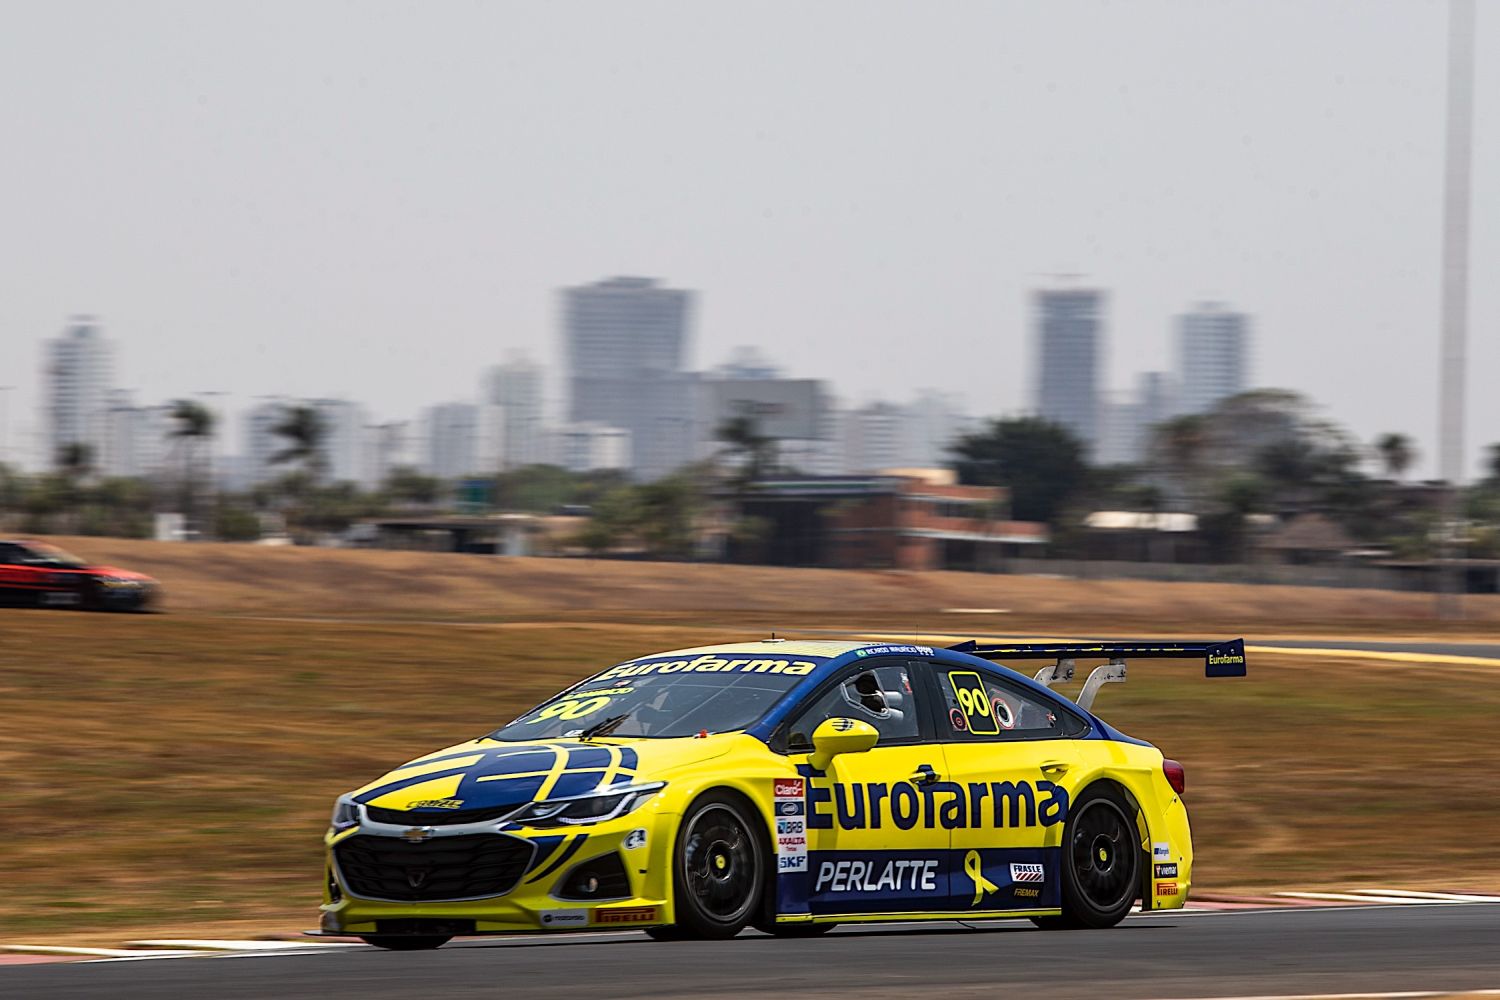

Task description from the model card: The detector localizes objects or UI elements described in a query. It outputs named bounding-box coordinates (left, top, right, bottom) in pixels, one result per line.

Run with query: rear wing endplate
left=946, top=638, right=1246, bottom=711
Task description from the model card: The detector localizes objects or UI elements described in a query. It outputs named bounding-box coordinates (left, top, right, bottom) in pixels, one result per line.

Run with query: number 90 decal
left=947, top=671, right=1000, bottom=735
left=524, top=695, right=613, bottom=724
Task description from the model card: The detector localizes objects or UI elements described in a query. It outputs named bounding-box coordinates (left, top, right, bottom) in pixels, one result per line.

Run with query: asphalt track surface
left=6, top=904, right=1500, bottom=1000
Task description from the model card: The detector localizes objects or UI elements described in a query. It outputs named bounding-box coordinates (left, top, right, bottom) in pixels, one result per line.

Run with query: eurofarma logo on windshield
left=595, top=654, right=824, bottom=681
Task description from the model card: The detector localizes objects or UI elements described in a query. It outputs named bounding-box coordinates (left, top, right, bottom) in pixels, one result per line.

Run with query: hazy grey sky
left=1, top=0, right=1495, bottom=475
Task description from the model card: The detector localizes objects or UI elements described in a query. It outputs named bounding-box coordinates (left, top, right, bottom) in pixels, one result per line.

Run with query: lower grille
left=334, top=833, right=534, bottom=902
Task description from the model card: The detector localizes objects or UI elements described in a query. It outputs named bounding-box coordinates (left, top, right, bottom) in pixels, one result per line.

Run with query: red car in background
left=0, top=540, right=160, bottom=611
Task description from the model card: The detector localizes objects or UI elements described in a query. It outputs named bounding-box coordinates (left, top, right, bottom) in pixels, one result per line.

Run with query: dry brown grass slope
left=33, top=534, right=1500, bottom=633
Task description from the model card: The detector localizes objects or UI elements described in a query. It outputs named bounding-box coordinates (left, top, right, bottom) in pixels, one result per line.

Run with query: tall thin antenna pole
left=1437, top=0, right=1475, bottom=619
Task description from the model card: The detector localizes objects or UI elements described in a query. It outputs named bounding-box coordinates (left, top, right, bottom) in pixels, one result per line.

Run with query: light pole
left=1437, top=0, right=1476, bottom=618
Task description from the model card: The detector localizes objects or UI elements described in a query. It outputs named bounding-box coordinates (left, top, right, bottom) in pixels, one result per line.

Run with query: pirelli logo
left=592, top=906, right=658, bottom=925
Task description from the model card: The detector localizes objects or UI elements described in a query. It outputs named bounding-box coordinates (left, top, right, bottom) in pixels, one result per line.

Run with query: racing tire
left=357, top=935, right=451, bottom=951
left=668, top=791, right=766, bottom=940
left=1033, top=784, right=1141, bottom=930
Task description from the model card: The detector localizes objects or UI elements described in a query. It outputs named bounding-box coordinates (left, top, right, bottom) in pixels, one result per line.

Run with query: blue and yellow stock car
left=320, top=637, right=1245, bottom=949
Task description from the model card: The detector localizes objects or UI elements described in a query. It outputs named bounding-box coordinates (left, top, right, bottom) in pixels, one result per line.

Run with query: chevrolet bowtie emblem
left=401, top=827, right=435, bottom=843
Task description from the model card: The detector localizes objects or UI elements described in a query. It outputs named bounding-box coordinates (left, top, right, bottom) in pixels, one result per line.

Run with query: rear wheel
left=667, top=792, right=765, bottom=940
left=1032, top=784, right=1140, bottom=930
left=358, top=935, right=451, bottom=951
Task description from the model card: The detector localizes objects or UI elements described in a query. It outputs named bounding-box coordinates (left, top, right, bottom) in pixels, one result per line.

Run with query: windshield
left=489, top=652, right=829, bottom=740
left=22, top=543, right=87, bottom=568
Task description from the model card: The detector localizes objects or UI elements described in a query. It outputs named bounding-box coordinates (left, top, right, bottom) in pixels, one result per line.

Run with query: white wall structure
left=423, top=402, right=491, bottom=480
left=486, top=356, right=546, bottom=469
left=1177, top=302, right=1249, bottom=416
left=43, top=315, right=114, bottom=469
left=1033, top=288, right=1103, bottom=450
left=243, top=399, right=286, bottom=487
left=902, top=389, right=971, bottom=468
left=551, top=422, right=631, bottom=473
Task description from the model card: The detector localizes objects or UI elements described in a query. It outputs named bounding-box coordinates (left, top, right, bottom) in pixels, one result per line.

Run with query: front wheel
left=358, top=935, right=451, bottom=951
left=668, top=792, right=766, bottom=940
left=1035, top=784, right=1141, bottom=930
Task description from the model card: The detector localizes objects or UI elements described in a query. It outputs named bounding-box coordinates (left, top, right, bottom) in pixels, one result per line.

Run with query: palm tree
left=1374, top=433, right=1415, bottom=481
left=56, top=441, right=94, bottom=480
left=169, top=399, right=217, bottom=536
left=271, top=403, right=327, bottom=482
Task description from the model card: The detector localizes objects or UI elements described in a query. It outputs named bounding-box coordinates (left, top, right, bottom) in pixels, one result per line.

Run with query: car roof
left=632, top=639, right=893, bottom=660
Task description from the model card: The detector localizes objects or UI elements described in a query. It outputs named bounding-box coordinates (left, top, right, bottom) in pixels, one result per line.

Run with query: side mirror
left=809, top=717, right=879, bottom=771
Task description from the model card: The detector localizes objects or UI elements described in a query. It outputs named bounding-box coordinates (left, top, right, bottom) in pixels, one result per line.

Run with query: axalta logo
left=807, top=779, right=1069, bottom=831
left=596, top=655, right=819, bottom=681
left=815, top=859, right=940, bottom=894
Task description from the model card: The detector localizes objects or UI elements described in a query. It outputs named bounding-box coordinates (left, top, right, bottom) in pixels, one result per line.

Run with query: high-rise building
left=1032, top=288, right=1103, bottom=449
left=485, top=355, right=546, bottom=469
left=310, top=399, right=369, bottom=487
left=421, top=402, right=502, bottom=481
left=902, top=389, right=970, bottom=468
left=562, top=276, right=695, bottom=481
left=1177, top=302, right=1248, bottom=415
left=101, top=391, right=171, bottom=478
left=43, top=315, right=114, bottom=469
left=844, top=401, right=909, bottom=473
left=244, top=398, right=287, bottom=487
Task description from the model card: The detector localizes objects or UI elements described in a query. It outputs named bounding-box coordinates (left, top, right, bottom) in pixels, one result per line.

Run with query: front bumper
left=320, top=811, right=675, bottom=936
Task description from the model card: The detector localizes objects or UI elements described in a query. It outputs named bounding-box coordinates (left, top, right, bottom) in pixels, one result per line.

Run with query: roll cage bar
left=945, top=638, right=1247, bottom=712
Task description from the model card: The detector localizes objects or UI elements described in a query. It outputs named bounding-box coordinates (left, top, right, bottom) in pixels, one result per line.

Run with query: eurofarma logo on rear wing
left=946, top=638, right=1247, bottom=711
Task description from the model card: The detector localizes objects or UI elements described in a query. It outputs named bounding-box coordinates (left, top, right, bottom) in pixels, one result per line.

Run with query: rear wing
left=946, top=638, right=1246, bottom=711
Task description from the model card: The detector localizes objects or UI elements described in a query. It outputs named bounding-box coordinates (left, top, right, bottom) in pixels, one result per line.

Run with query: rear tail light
left=1162, top=758, right=1186, bottom=795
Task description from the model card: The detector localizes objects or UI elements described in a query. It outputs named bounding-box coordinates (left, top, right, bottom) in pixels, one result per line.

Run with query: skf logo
left=592, top=906, right=658, bottom=925
left=401, top=827, right=435, bottom=843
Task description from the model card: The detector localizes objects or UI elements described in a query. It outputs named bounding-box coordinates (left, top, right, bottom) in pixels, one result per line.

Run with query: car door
left=779, top=658, right=949, bottom=918
left=931, top=663, right=1093, bottom=914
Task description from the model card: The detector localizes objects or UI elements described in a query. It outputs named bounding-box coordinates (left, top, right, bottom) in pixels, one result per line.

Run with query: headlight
left=330, top=795, right=362, bottom=831
left=510, top=782, right=665, bottom=828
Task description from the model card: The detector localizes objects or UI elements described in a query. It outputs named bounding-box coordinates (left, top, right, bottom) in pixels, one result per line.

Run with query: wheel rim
left=1069, top=799, right=1136, bottom=911
left=681, top=804, right=758, bottom=923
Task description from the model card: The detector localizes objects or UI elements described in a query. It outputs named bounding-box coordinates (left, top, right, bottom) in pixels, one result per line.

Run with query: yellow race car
left=319, top=637, right=1245, bottom=949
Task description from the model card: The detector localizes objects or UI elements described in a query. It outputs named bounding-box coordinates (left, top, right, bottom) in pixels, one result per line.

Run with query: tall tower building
left=1177, top=302, right=1248, bottom=415
left=1032, top=288, right=1102, bottom=449
left=43, top=315, right=114, bottom=469
left=562, top=276, right=695, bottom=481
left=486, top=355, right=546, bottom=469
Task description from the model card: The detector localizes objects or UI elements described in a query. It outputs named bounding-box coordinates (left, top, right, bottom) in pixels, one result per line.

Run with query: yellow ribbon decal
left=964, top=850, right=999, bottom=907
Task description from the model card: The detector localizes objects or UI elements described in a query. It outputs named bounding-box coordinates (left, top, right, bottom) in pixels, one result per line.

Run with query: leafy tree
left=1374, top=433, right=1415, bottom=481
left=950, top=417, right=1087, bottom=524
left=636, top=475, right=701, bottom=559
left=56, top=441, right=94, bottom=480
left=384, top=466, right=445, bottom=506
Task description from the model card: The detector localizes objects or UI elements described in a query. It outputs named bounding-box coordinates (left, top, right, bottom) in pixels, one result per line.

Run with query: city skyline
left=1, top=3, right=1493, bottom=481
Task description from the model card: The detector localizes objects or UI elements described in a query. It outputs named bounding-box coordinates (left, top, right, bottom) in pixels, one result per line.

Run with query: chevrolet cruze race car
left=0, top=539, right=159, bottom=611
left=320, top=637, right=1245, bottom=950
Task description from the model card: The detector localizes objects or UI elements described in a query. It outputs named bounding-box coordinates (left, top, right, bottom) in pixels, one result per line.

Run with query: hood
left=351, top=735, right=733, bottom=815
left=90, top=565, right=155, bottom=582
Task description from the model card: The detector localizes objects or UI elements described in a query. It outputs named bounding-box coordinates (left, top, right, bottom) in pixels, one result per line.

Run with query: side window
left=0, top=544, right=19, bottom=565
left=938, top=668, right=1088, bottom=741
left=786, top=662, right=922, bottom=750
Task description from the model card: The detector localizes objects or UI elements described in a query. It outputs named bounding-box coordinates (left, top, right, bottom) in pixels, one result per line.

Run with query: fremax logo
left=807, top=779, right=1068, bottom=831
